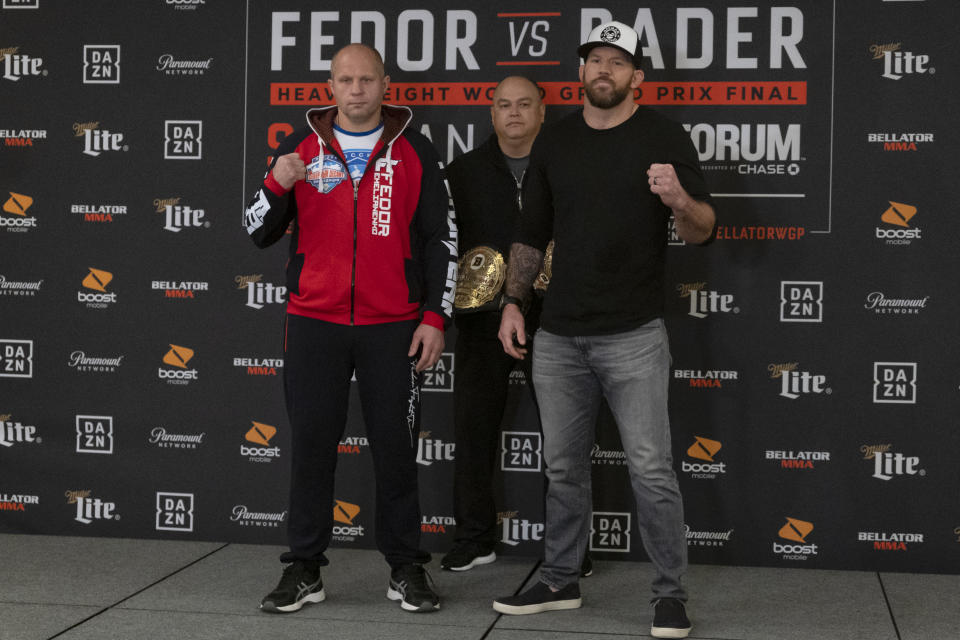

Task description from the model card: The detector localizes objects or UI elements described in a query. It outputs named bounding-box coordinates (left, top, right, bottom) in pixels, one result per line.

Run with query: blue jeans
left=533, top=319, right=687, bottom=600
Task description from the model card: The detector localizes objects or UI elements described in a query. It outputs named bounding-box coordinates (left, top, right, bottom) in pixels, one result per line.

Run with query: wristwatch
left=500, top=294, right=524, bottom=311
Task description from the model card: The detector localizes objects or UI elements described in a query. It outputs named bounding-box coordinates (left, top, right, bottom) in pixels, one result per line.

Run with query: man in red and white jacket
left=245, top=43, right=457, bottom=614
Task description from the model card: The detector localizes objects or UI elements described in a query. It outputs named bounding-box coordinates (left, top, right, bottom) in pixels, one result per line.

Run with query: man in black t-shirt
left=492, top=21, right=716, bottom=640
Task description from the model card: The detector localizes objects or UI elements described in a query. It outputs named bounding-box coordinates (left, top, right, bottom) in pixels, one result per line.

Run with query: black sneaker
left=492, top=581, right=581, bottom=615
left=580, top=553, right=593, bottom=578
left=440, top=542, right=496, bottom=571
left=651, top=598, right=692, bottom=638
left=387, top=564, right=440, bottom=612
left=259, top=559, right=325, bottom=613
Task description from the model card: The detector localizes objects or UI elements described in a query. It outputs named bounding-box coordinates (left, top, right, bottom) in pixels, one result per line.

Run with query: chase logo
left=780, top=281, right=823, bottom=323
left=75, top=415, right=113, bottom=454
left=83, top=45, right=120, bottom=84
left=0, top=339, right=33, bottom=378
left=156, top=492, right=194, bottom=532
left=164, top=120, right=202, bottom=159
left=422, top=352, right=454, bottom=392
left=501, top=431, right=542, bottom=472
left=873, top=362, right=917, bottom=404
left=590, top=512, right=631, bottom=553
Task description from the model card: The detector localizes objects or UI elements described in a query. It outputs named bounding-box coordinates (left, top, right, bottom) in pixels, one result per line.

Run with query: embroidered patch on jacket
left=307, top=154, right=347, bottom=194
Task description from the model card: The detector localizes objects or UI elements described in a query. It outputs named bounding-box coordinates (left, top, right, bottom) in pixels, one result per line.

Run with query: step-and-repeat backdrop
left=3, top=0, right=958, bottom=574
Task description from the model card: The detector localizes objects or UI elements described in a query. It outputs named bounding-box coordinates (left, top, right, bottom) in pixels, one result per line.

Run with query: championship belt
left=455, top=245, right=506, bottom=313
left=533, top=240, right=554, bottom=295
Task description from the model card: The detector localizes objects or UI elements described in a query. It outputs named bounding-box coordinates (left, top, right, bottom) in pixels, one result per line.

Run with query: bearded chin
left=584, top=82, right=632, bottom=109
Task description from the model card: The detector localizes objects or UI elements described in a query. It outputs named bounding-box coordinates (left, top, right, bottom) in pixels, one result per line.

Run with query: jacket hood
left=305, top=104, right=413, bottom=149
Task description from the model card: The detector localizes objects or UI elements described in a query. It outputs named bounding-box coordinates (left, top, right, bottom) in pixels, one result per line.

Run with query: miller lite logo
left=677, top=282, right=738, bottom=318
left=417, top=430, right=455, bottom=466
left=82, top=45, right=120, bottom=84
left=871, top=449, right=925, bottom=481
left=870, top=42, right=934, bottom=80
left=0, top=339, right=33, bottom=378
left=501, top=431, right=542, bottom=472
left=164, top=120, right=202, bottom=159
left=590, top=512, right=631, bottom=553
left=780, top=281, right=823, bottom=323
left=421, top=353, right=454, bottom=392
left=768, top=362, right=831, bottom=399
left=0, top=417, right=39, bottom=447
left=155, top=197, right=209, bottom=233
left=1, top=45, right=45, bottom=81
left=75, top=415, right=113, bottom=454
left=72, top=494, right=120, bottom=525
left=499, top=511, right=544, bottom=547
left=873, top=362, right=917, bottom=404
left=74, top=121, right=127, bottom=157
left=238, top=277, right=286, bottom=310
left=156, top=492, right=194, bottom=532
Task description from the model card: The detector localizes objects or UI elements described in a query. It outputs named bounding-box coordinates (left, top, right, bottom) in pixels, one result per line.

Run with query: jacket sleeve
left=243, top=129, right=307, bottom=248
left=405, top=131, right=458, bottom=330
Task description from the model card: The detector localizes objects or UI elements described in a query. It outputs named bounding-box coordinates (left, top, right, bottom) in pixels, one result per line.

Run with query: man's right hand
left=272, top=153, right=307, bottom=190
left=498, top=303, right=528, bottom=360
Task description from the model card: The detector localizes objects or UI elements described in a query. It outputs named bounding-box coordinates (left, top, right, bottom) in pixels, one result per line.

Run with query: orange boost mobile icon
left=245, top=421, right=276, bottom=446
left=3, top=192, right=33, bottom=215
left=880, top=202, right=917, bottom=227
left=778, top=517, right=814, bottom=543
left=82, top=268, right=113, bottom=292
left=686, top=436, right=722, bottom=462
left=162, top=344, right=194, bottom=368
left=333, top=500, right=360, bottom=525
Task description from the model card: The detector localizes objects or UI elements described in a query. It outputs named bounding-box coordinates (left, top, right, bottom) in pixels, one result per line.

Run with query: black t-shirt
left=518, top=105, right=713, bottom=336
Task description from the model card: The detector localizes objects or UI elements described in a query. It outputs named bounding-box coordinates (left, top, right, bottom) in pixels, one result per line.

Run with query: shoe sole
left=386, top=586, right=440, bottom=612
left=650, top=625, right=691, bottom=639
left=492, top=597, right=582, bottom=615
left=260, top=589, right=326, bottom=613
left=444, top=552, right=497, bottom=572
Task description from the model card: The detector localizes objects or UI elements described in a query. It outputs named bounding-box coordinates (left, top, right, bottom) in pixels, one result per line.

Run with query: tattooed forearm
left=505, top=242, right=544, bottom=300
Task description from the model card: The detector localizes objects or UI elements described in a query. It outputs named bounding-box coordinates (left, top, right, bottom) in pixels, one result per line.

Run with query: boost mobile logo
left=164, top=120, right=202, bottom=159
left=590, top=512, right=631, bottom=553
left=242, top=421, right=280, bottom=462
left=780, top=281, right=823, bottom=323
left=83, top=45, right=120, bottom=84
left=74, top=121, right=127, bottom=157
left=501, top=431, right=542, bottom=472
left=156, top=492, right=194, bottom=532
left=332, top=500, right=364, bottom=539
left=75, top=415, right=113, bottom=454
left=677, top=282, right=738, bottom=318
left=873, top=362, right=917, bottom=404
left=683, top=436, right=725, bottom=477
left=78, top=268, right=117, bottom=307
left=417, top=430, right=455, bottom=466
left=2, top=192, right=37, bottom=231
left=876, top=202, right=920, bottom=244
left=774, top=517, right=817, bottom=558
left=159, top=344, right=198, bottom=384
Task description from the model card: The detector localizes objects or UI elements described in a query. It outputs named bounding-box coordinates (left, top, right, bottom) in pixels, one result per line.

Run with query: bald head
left=491, top=76, right=545, bottom=157
left=331, top=43, right=386, bottom=79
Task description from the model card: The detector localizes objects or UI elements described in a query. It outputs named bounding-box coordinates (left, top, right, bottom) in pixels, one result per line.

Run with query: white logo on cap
left=600, top=26, right=621, bottom=43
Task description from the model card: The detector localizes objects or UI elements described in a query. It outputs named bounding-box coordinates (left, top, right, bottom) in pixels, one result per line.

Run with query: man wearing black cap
left=492, top=21, right=715, bottom=640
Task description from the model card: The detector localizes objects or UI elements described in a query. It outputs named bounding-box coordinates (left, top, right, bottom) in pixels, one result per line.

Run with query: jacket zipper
left=350, top=180, right=359, bottom=325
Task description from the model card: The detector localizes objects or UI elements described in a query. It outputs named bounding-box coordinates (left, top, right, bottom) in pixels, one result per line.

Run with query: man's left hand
left=647, top=163, right=691, bottom=211
left=408, top=323, right=444, bottom=372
